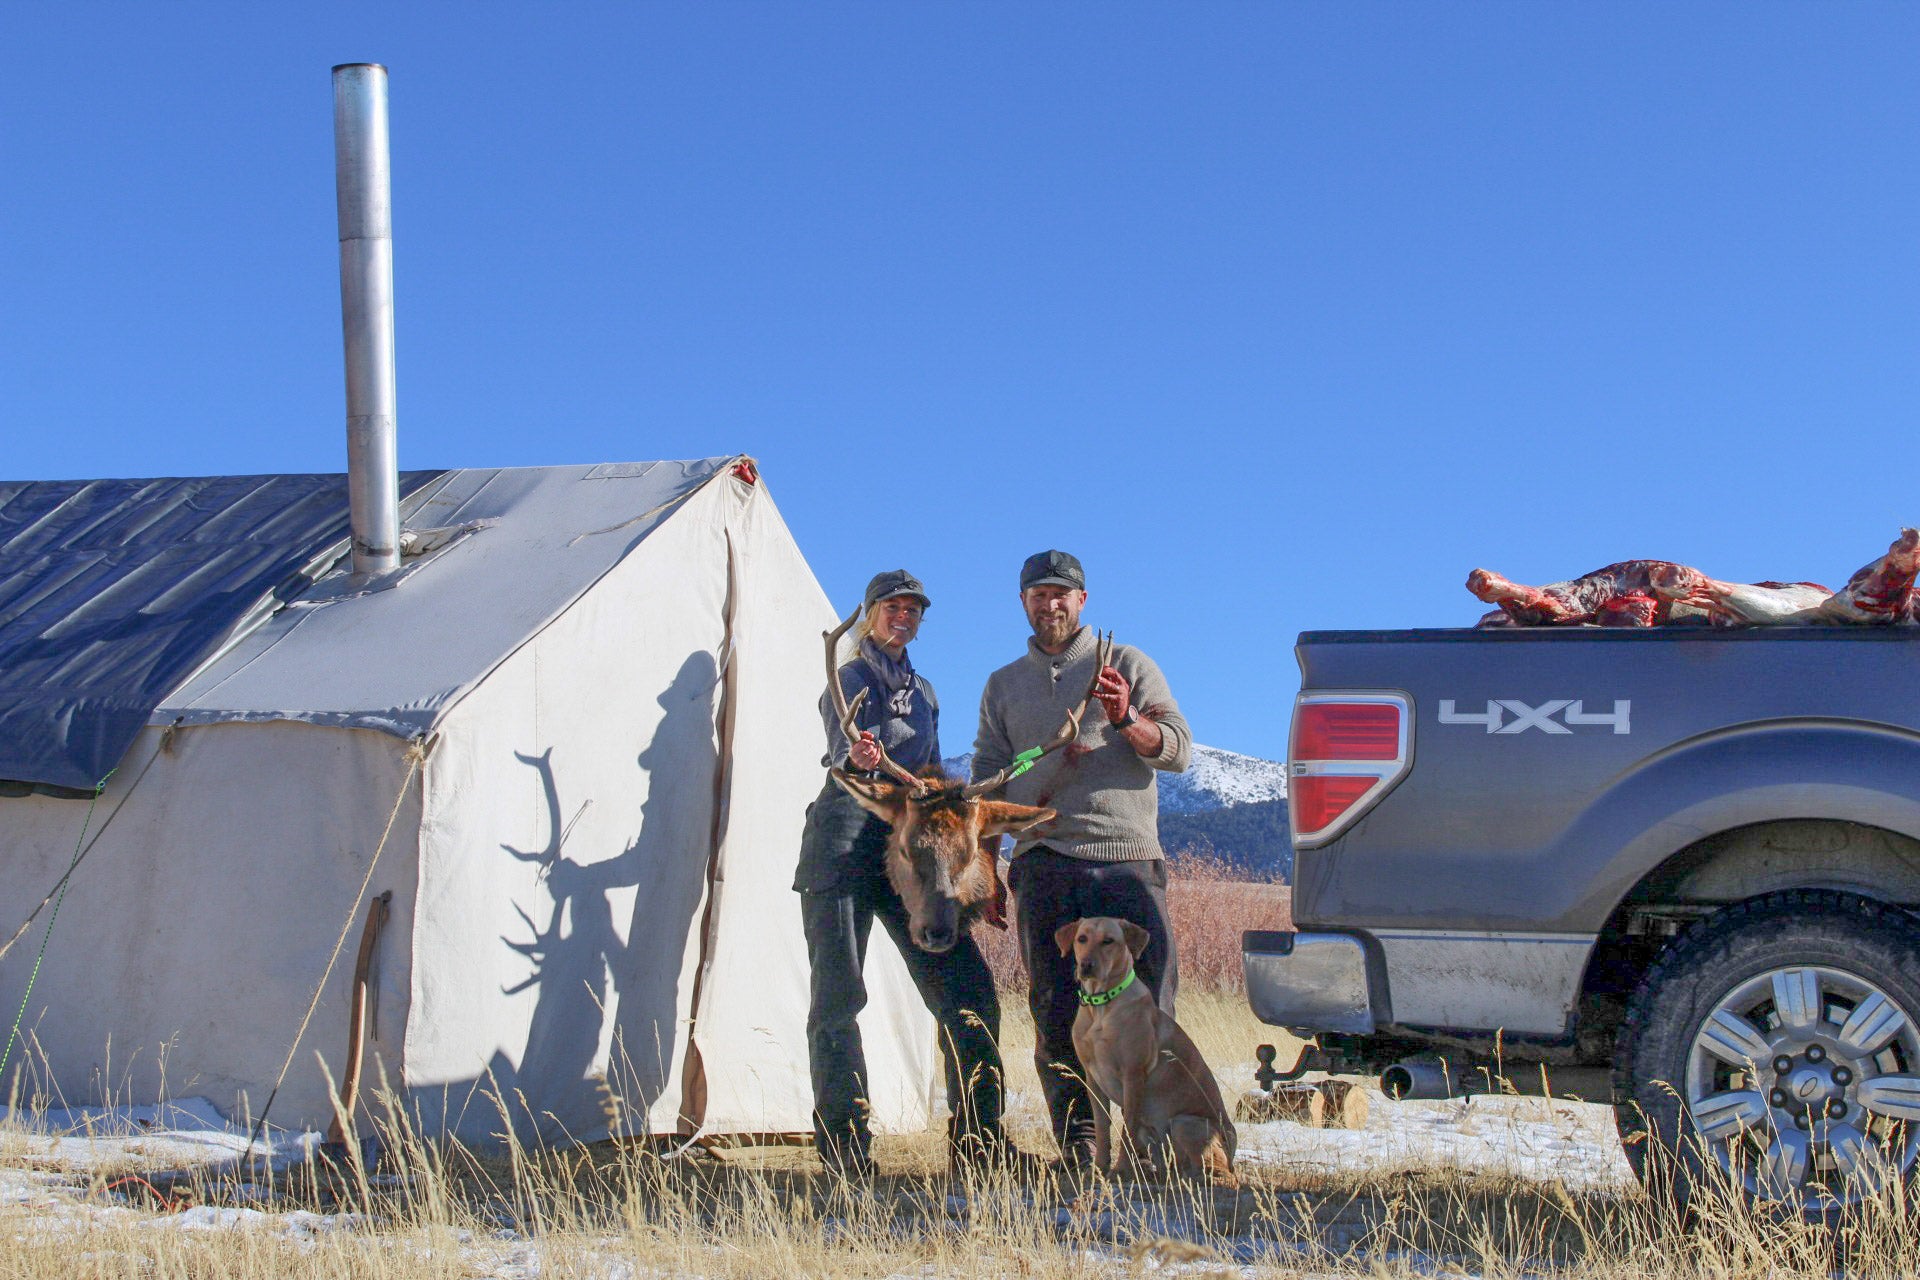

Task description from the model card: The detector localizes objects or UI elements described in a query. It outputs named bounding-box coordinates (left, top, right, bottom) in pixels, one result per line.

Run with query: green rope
left=0, top=770, right=113, bottom=1083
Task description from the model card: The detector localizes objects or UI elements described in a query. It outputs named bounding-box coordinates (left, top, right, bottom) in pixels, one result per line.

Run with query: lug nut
left=1775, top=1055, right=1795, bottom=1074
left=1833, top=1066, right=1853, bottom=1086
left=1807, top=1045, right=1826, bottom=1063
left=1829, top=1101, right=1847, bottom=1119
left=1771, top=1088, right=1790, bottom=1107
left=1796, top=1113, right=1812, bottom=1130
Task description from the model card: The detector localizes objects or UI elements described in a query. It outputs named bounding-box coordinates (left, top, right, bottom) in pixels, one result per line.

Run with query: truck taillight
left=1292, top=776, right=1377, bottom=833
left=1293, top=702, right=1400, bottom=760
left=1289, top=692, right=1412, bottom=848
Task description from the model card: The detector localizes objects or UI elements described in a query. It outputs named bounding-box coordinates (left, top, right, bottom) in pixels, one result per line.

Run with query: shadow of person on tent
left=497, top=651, right=722, bottom=1142
left=609, top=649, right=724, bottom=1133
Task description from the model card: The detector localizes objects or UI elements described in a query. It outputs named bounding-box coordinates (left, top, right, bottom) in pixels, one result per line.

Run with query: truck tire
left=1614, top=890, right=1920, bottom=1220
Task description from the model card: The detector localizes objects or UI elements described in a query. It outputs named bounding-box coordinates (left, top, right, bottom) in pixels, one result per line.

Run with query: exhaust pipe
left=1379, top=1057, right=1615, bottom=1102
left=332, top=63, right=401, bottom=577
left=1380, top=1058, right=1460, bottom=1101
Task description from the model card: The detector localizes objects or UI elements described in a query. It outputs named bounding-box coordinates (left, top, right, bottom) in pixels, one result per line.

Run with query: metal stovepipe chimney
left=332, top=62, right=401, bottom=577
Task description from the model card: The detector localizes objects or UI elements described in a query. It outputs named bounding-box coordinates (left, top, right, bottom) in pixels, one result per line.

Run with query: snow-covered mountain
left=940, top=742, right=1293, bottom=878
left=939, top=742, right=1286, bottom=814
left=1159, top=744, right=1288, bottom=814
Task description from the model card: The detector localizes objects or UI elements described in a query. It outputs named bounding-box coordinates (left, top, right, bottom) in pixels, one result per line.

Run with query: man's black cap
left=1020, top=549, right=1086, bottom=592
left=862, top=569, right=931, bottom=611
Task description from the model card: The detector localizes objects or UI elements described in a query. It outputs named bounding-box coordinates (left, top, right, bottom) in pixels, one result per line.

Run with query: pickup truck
left=1243, top=624, right=1920, bottom=1218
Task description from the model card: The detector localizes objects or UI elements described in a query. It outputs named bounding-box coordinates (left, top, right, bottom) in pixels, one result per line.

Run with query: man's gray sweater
left=971, top=626, right=1190, bottom=863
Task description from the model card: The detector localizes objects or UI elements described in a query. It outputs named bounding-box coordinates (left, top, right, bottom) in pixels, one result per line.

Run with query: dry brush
left=974, top=847, right=1291, bottom=993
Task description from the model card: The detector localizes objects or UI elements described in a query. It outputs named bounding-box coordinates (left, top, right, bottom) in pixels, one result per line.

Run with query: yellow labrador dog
left=1056, top=916, right=1236, bottom=1185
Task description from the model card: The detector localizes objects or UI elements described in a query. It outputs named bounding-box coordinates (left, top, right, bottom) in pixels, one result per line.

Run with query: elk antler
left=962, top=630, right=1115, bottom=799
left=824, top=607, right=927, bottom=792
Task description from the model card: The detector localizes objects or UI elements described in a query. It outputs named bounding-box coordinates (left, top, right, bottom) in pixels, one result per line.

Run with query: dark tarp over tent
left=0, top=473, right=442, bottom=793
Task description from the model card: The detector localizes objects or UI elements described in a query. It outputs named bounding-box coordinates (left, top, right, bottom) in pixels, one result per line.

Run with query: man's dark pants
left=1008, top=844, right=1178, bottom=1156
left=800, top=876, right=1004, bottom=1165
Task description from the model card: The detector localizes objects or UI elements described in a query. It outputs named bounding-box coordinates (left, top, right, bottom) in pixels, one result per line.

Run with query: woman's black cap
left=862, top=569, right=931, bottom=610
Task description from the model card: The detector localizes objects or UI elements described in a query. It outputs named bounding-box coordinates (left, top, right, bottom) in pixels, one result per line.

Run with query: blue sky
left=7, top=5, right=1917, bottom=761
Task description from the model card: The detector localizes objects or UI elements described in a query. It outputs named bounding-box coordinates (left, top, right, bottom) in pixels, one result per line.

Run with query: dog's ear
left=1120, top=920, right=1150, bottom=960
left=831, top=770, right=908, bottom=825
left=1054, top=919, right=1082, bottom=958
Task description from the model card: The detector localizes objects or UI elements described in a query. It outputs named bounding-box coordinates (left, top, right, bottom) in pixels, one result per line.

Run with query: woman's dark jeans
left=800, top=873, right=1005, bottom=1166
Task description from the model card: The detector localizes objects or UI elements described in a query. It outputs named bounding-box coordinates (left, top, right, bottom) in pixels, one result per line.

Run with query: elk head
left=834, top=772, right=1053, bottom=952
left=822, top=608, right=1116, bottom=953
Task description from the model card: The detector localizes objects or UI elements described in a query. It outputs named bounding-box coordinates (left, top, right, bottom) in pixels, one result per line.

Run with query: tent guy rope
left=243, top=734, right=430, bottom=1161
left=0, top=770, right=111, bottom=1082
left=0, top=720, right=184, bottom=1084
left=0, top=722, right=179, bottom=970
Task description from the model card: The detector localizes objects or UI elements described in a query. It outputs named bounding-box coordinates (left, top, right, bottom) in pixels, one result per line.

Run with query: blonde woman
left=793, top=570, right=1026, bottom=1178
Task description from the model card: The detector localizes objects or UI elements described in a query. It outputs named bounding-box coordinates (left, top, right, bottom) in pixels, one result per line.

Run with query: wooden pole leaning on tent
left=322, top=890, right=392, bottom=1164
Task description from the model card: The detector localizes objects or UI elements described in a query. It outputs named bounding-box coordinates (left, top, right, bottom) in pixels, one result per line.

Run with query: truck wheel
left=1614, top=890, right=1920, bottom=1219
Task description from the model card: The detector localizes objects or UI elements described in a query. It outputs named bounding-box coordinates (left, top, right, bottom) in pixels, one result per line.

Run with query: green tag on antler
left=1005, top=745, right=1045, bottom=780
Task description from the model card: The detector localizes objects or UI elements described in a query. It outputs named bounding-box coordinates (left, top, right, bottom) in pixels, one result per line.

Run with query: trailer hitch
left=1253, top=1041, right=1334, bottom=1092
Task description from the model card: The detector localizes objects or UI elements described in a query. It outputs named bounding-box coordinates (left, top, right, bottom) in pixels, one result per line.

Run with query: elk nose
left=921, top=925, right=956, bottom=953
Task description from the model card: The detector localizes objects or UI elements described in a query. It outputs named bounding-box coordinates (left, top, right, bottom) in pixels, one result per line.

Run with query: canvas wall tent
left=0, top=458, right=937, bottom=1145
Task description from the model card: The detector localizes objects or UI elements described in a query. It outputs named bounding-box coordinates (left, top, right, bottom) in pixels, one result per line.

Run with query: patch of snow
left=1235, top=1083, right=1634, bottom=1192
left=0, top=1096, right=319, bottom=1173
left=2, top=1097, right=230, bottom=1135
left=156, top=1205, right=276, bottom=1232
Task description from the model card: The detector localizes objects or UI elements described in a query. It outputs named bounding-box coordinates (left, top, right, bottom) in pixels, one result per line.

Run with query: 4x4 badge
left=1437, top=699, right=1631, bottom=735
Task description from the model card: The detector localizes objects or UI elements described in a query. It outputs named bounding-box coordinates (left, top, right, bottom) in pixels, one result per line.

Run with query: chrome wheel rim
left=1685, top=964, right=1920, bottom=1206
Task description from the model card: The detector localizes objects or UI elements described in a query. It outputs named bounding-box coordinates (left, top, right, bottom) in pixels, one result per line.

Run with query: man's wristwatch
left=1115, top=706, right=1139, bottom=730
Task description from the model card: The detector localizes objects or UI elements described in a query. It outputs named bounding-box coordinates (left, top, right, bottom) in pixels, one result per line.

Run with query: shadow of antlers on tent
left=824, top=611, right=1113, bottom=954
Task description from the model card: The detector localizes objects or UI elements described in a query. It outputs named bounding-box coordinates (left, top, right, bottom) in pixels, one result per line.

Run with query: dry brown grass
left=2, top=998, right=1917, bottom=1276
left=6, top=1012, right=1916, bottom=1280
left=975, top=850, right=1292, bottom=993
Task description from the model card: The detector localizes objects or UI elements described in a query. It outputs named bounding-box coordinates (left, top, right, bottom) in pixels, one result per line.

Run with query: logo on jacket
left=1437, top=699, right=1631, bottom=735
left=888, top=686, right=916, bottom=717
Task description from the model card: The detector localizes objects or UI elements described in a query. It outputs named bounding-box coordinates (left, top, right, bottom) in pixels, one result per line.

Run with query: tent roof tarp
left=159, top=458, right=733, bottom=738
left=0, top=460, right=733, bottom=790
left=0, top=472, right=443, bottom=791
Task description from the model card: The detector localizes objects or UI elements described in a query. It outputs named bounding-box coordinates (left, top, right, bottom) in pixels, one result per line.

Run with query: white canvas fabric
left=0, top=720, right=421, bottom=1134
left=686, top=475, right=937, bottom=1137
left=0, top=462, right=938, bottom=1145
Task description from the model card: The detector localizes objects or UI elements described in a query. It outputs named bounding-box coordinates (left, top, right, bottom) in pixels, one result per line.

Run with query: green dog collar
left=1078, top=968, right=1137, bottom=1007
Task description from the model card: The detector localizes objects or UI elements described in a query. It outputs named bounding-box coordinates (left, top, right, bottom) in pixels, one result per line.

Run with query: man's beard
left=1030, top=614, right=1078, bottom=646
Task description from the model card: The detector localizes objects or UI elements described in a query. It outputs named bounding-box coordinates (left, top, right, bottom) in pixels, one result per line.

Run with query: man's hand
left=1097, top=663, right=1165, bottom=758
left=849, top=730, right=882, bottom=772
left=1094, top=666, right=1132, bottom=724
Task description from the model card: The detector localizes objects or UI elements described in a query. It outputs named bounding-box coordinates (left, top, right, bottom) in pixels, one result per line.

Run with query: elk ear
left=1119, top=920, right=1150, bottom=960
left=831, top=770, right=908, bottom=824
left=1054, top=919, right=1082, bottom=958
left=977, top=801, right=1056, bottom=838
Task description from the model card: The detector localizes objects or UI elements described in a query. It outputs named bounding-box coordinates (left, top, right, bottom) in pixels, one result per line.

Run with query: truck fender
left=1556, top=720, right=1920, bottom=932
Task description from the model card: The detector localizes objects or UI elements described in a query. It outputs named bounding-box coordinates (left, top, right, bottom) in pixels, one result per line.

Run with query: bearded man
left=969, top=549, right=1191, bottom=1168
